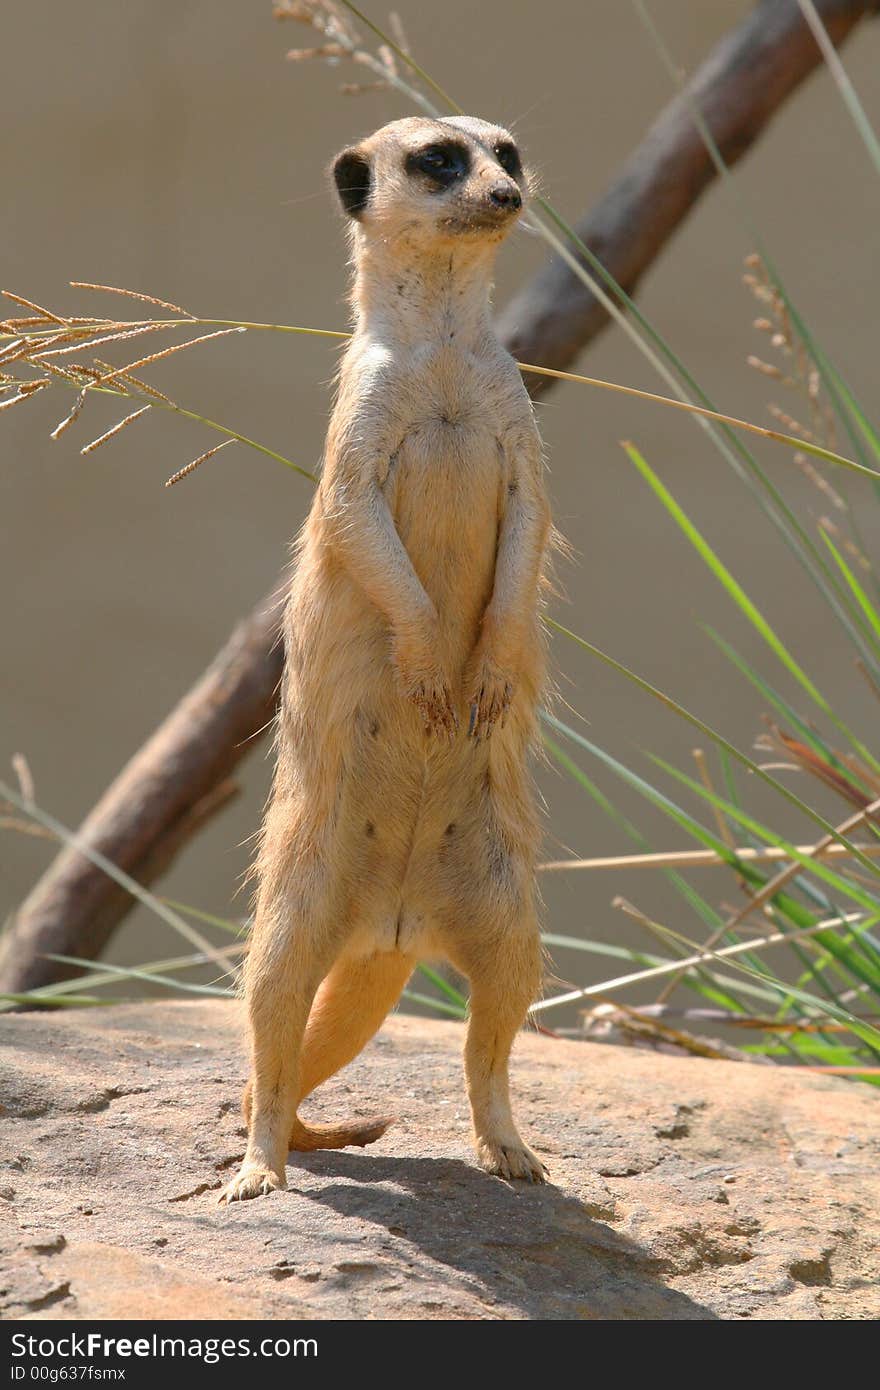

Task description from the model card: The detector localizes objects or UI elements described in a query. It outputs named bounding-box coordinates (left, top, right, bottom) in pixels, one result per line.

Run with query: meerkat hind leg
left=457, top=923, right=546, bottom=1184
left=240, top=949, right=416, bottom=1152
left=220, top=906, right=335, bottom=1204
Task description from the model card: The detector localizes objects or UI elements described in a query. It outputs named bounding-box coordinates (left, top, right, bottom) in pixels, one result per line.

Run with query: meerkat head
left=331, top=116, right=528, bottom=248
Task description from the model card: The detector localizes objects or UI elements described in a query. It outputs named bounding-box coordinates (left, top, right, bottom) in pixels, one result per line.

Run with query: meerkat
left=220, top=115, right=552, bottom=1204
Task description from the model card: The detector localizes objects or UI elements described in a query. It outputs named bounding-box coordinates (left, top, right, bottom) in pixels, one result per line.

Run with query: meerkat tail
left=287, top=1112, right=395, bottom=1152
left=242, top=950, right=416, bottom=1153
left=295, top=950, right=417, bottom=1098
left=289, top=951, right=415, bottom=1151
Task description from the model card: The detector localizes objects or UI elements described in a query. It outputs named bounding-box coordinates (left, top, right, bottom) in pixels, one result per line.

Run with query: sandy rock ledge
left=0, top=1001, right=877, bottom=1320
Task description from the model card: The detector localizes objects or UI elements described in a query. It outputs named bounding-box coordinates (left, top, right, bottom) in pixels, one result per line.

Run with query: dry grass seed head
left=274, top=1, right=357, bottom=46
left=767, top=403, right=815, bottom=442
left=80, top=405, right=151, bottom=456
left=93, top=363, right=177, bottom=407
left=286, top=42, right=345, bottom=60
left=34, top=321, right=172, bottom=362
left=793, top=452, right=846, bottom=511
left=165, top=438, right=235, bottom=488
left=0, top=290, right=69, bottom=325
left=747, top=354, right=785, bottom=380
left=0, top=382, right=49, bottom=412
left=0, top=339, right=27, bottom=367
left=69, top=281, right=192, bottom=317
left=93, top=326, right=245, bottom=387
left=50, top=387, right=89, bottom=440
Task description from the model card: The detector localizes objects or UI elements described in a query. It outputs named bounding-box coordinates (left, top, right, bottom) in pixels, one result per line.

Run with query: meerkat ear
left=332, top=146, right=371, bottom=220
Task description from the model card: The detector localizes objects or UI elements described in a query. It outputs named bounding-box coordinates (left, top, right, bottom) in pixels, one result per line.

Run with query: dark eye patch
left=494, top=142, right=522, bottom=180
left=405, top=140, right=470, bottom=188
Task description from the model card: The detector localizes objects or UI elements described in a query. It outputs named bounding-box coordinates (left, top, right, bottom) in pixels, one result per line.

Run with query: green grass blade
left=546, top=733, right=721, bottom=929
left=544, top=721, right=861, bottom=1016
left=541, top=933, right=662, bottom=964
left=705, top=627, right=874, bottom=795
left=547, top=703, right=880, bottom=1021
left=543, top=625, right=880, bottom=877
left=649, top=757, right=880, bottom=991
left=39, top=948, right=242, bottom=997
left=159, top=898, right=246, bottom=936
left=544, top=734, right=752, bottom=1013
left=0, top=992, right=112, bottom=1009
left=795, top=0, right=880, bottom=180
left=533, top=199, right=880, bottom=674
left=623, top=442, right=880, bottom=773
left=631, top=0, right=876, bottom=473
left=820, top=528, right=880, bottom=650
left=0, top=779, right=236, bottom=965
left=823, top=358, right=880, bottom=465
left=544, top=728, right=740, bottom=870
left=624, top=443, right=822, bottom=708
left=416, top=963, right=468, bottom=1010
left=647, top=919, right=880, bottom=1052
left=651, top=754, right=880, bottom=917
left=45, top=954, right=235, bottom=997
left=401, top=990, right=467, bottom=1019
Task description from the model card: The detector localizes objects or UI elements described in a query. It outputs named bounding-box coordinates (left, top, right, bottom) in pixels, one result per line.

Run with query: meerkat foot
left=289, top=1113, right=396, bottom=1152
left=476, top=1137, right=547, bottom=1184
left=218, top=1165, right=286, bottom=1204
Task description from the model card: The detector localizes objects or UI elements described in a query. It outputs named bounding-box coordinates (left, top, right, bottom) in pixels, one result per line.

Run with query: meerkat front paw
left=393, top=632, right=458, bottom=739
left=408, top=671, right=459, bottom=739
left=476, top=1137, right=547, bottom=1184
left=218, top=1165, right=286, bottom=1204
left=466, top=654, right=515, bottom=740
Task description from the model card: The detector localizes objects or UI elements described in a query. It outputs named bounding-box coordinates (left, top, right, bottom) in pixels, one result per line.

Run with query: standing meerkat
left=221, top=115, right=552, bottom=1203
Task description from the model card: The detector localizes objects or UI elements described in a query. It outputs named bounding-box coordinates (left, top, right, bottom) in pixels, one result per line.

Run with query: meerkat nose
left=488, top=183, right=522, bottom=212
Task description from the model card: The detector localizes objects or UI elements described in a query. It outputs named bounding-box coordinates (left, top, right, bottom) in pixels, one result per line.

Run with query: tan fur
left=221, top=117, right=552, bottom=1203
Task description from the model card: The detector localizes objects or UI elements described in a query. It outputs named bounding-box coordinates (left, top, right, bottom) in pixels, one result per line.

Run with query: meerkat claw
left=218, top=1166, right=285, bottom=1204
left=477, top=1139, right=547, bottom=1184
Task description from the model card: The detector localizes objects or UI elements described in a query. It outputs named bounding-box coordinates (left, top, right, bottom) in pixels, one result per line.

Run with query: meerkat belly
left=388, top=414, right=503, bottom=665
left=285, top=406, right=515, bottom=961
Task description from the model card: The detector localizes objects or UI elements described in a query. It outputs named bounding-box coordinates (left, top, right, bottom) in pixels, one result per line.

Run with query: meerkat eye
left=406, top=141, right=469, bottom=187
left=494, top=142, right=522, bottom=180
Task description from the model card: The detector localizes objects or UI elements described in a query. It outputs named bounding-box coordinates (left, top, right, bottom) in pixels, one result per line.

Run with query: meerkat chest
left=378, top=347, right=507, bottom=612
left=389, top=343, right=508, bottom=491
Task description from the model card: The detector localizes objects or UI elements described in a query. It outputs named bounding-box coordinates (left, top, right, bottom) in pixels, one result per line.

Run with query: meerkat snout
left=487, top=181, right=522, bottom=212
left=331, top=115, right=528, bottom=242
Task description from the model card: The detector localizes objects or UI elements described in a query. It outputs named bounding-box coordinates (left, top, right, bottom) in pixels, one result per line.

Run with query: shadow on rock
left=288, top=1149, right=718, bottom=1320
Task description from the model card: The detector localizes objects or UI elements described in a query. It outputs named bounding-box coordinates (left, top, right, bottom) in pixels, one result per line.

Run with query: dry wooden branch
left=0, top=589, right=285, bottom=990
left=499, top=0, right=880, bottom=385
left=2, top=0, right=877, bottom=994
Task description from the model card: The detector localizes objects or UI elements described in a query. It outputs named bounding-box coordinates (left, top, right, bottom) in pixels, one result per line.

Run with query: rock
left=0, top=1001, right=877, bottom=1320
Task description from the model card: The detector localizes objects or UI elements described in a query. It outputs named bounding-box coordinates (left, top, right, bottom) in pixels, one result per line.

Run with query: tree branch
left=499, top=0, right=880, bottom=382
left=1, top=589, right=285, bottom=991
left=2, top=0, right=877, bottom=994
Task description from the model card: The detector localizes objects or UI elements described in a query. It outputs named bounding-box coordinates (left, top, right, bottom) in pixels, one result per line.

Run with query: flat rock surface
left=0, top=1001, right=878, bottom=1320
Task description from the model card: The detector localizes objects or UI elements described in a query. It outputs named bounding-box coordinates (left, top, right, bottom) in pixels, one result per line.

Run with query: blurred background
left=2, top=1, right=879, bottom=1020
